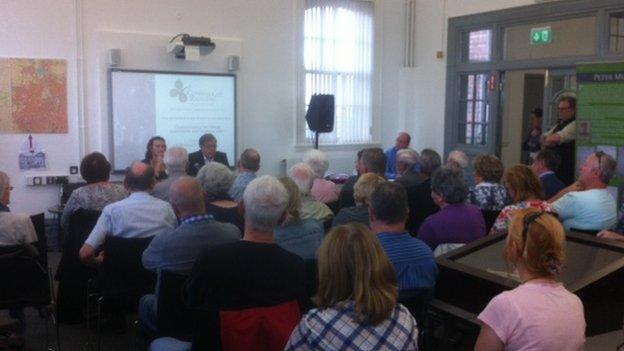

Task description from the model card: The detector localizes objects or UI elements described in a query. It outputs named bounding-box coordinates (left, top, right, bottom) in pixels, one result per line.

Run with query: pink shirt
left=478, top=280, right=585, bottom=351
left=310, top=178, right=339, bottom=204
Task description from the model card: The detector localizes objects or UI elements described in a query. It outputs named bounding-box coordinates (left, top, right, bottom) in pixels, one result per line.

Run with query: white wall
left=0, top=0, right=534, bottom=215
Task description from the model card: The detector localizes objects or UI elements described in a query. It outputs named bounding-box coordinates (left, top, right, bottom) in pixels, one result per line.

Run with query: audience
left=151, top=147, right=189, bottom=202
left=332, top=173, right=386, bottom=228
left=274, top=177, right=324, bottom=261
left=338, top=148, right=386, bottom=209
left=196, top=162, right=244, bottom=232
left=285, top=223, right=419, bottom=350
left=531, top=149, right=565, bottom=200
left=142, top=136, right=168, bottom=181
left=303, top=149, right=340, bottom=204
left=395, top=148, right=421, bottom=187
left=491, top=165, right=550, bottom=236
left=417, top=167, right=486, bottom=252
left=228, top=148, right=260, bottom=201
left=405, top=148, right=441, bottom=234
left=468, top=154, right=509, bottom=212
left=139, top=177, right=240, bottom=336
left=385, top=132, right=411, bottom=179
left=186, top=133, right=230, bottom=176
left=370, top=182, right=438, bottom=296
left=0, top=171, right=37, bottom=246
left=446, top=149, right=474, bottom=187
left=150, top=175, right=306, bottom=351
left=288, top=163, right=333, bottom=222
left=475, top=209, right=585, bottom=350
left=550, top=151, right=617, bottom=231
left=61, top=152, right=127, bottom=230
left=79, top=162, right=177, bottom=265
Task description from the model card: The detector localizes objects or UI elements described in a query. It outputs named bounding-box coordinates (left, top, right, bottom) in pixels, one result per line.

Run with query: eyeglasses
left=595, top=150, right=604, bottom=169
left=557, top=106, right=572, bottom=111
left=5, top=185, right=13, bottom=191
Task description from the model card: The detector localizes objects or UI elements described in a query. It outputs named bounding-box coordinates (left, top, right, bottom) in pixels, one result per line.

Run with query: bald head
left=169, top=176, right=206, bottom=216
left=124, top=161, right=155, bottom=192
left=240, top=148, right=260, bottom=172
left=395, top=132, right=411, bottom=150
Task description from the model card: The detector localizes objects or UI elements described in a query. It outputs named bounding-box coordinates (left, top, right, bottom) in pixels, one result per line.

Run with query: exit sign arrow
left=530, top=26, right=552, bottom=45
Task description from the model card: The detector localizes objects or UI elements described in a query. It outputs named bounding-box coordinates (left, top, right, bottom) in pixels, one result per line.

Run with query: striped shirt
left=376, top=232, right=438, bottom=292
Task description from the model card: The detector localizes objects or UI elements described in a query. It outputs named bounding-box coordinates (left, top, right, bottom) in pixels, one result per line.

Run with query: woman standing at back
left=475, top=208, right=585, bottom=350
left=285, top=223, right=419, bottom=350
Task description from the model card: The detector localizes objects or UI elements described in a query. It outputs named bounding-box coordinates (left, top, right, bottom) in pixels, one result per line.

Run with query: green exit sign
left=531, top=26, right=552, bottom=45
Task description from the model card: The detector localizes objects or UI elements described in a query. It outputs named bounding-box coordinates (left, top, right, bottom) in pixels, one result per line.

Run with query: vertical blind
left=303, top=0, right=374, bottom=145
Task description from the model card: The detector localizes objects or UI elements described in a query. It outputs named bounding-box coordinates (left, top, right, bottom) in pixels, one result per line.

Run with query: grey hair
left=0, top=171, right=9, bottom=199
left=164, top=146, right=189, bottom=172
left=303, top=149, right=330, bottom=178
left=431, top=167, right=467, bottom=204
left=196, top=162, right=235, bottom=196
left=243, top=175, right=289, bottom=232
left=420, top=149, right=442, bottom=176
left=596, top=152, right=617, bottom=184
left=447, top=150, right=469, bottom=169
left=397, top=148, right=420, bottom=168
left=288, top=163, right=315, bottom=195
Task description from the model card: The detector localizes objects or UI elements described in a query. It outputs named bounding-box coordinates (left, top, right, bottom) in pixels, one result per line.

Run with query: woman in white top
left=475, top=208, right=586, bottom=351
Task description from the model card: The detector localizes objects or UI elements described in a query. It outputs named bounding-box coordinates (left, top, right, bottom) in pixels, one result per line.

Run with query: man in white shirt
left=542, top=96, right=577, bottom=185
left=79, top=162, right=177, bottom=265
left=0, top=171, right=38, bottom=246
left=550, top=151, right=617, bottom=231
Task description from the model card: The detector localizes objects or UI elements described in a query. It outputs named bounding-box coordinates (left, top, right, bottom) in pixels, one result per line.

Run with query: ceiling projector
left=167, top=33, right=216, bottom=59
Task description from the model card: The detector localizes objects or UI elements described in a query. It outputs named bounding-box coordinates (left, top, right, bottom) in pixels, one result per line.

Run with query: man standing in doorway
left=542, top=96, right=576, bottom=185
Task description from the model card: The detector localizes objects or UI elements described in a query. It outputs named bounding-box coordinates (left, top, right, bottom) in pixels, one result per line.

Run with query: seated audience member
left=142, top=136, right=168, bottom=181
left=385, top=132, right=411, bottom=179
left=468, top=154, right=509, bottom=211
left=338, top=148, right=385, bottom=209
left=61, top=152, right=127, bottom=230
left=303, top=149, right=339, bottom=204
left=491, top=165, right=551, bottom=236
left=332, top=173, right=386, bottom=228
left=446, top=149, right=474, bottom=187
left=151, top=147, right=188, bottom=202
left=288, top=163, right=333, bottom=222
left=149, top=176, right=306, bottom=351
left=274, top=177, right=324, bottom=261
left=370, top=182, right=438, bottom=295
left=285, top=223, right=419, bottom=350
left=405, top=148, right=441, bottom=234
left=196, top=162, right=244, bottom=232
left=228, top=148, right=260, bottom=201
left=79, top=162, right=177, bottom=265
left=139, top=177, right=240, bottom=336
left=186, top=133, right=230, bottom=176
left=531, top=149, right=565, bottom=200
left=550, top=151, right=617, bottom=231
left=0, top=171, right=37, bottom=246
left=475, top=209, right=585, bottom=350
left=395, top=148, right=421, bottom=186
left=417, top=167, right=486, bottom=251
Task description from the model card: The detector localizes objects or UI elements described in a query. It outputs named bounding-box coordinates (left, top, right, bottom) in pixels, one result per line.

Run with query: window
left=609, top=11, right=624, bottom=53
left=300, top=0, right=374, bottom=145
left=463, top=29, right=492, bottom=62
left=458, top=74, right=489, bottom=145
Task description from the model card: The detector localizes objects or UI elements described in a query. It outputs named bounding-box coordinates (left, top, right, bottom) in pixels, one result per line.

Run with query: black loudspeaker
left=305, top=94, right=335, bottom=133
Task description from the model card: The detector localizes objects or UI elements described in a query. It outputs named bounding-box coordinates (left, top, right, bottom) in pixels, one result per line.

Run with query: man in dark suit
left=532, top=149, right=565, bottom=200
left=187, top=133, right=230, bottom=176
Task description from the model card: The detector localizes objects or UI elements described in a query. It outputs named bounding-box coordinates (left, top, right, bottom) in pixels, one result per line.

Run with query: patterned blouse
left=490, top=200, right=552, bottom=236
left=468, top=182, right=510, bottom=211
left=285, top=302, right=419, bottom=351
left=60, top=183, right=128, bottom=230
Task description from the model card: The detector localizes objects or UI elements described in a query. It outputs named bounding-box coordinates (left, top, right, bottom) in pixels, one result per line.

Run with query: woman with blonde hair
left=475, top=208, right=585, bottom=350
left=490, top=165, right=552, bottom=236
left=274, top=177, right=324, bottom=261
left=332, top=173, right=386, bottom=228
left=285, top=223, right=419, bottom=350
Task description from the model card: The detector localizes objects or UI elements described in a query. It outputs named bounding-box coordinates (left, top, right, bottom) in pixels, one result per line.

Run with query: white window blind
left=302, top=0, right=374, bottom=145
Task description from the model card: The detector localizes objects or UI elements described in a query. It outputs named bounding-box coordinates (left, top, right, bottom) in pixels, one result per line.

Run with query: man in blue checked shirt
left=138, top=176, right=240, bottom=337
